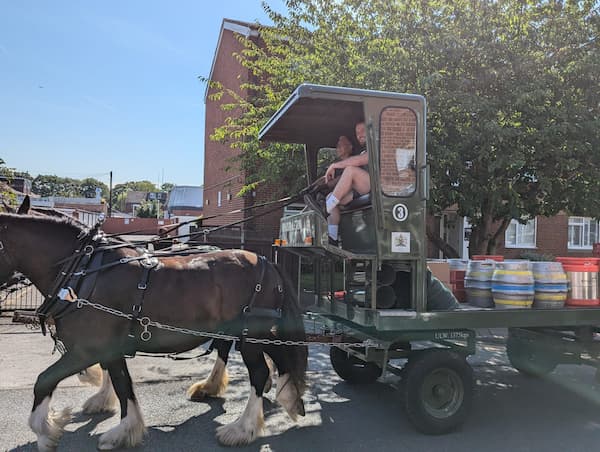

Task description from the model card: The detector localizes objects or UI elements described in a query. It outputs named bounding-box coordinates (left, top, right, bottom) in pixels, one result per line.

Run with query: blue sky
left=0, top=0, right=285, bottom=187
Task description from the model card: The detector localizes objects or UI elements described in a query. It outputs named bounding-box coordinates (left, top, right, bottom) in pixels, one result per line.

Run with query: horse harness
left=35, top=225, right=284, bottom=353
left=240, top=255, right=285, bottom=346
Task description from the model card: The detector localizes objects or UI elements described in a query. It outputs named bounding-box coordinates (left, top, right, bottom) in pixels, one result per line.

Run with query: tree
left=135, top=200, right=160, bottom=218
left=209, top=0, right=600, bottom=255
left=161, top=182, right=175, bottom=192
left=110, top=180, right=158, bottom=210
left=79, top=178, right=109, bottom=199
left=32, top=175, right=80, bottom=197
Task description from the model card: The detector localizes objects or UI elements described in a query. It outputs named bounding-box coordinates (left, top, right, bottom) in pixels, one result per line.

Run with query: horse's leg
left=216, top=343, right=269, bottom=446
left=77, top=363, right=103, bottom=387
left=29, top=351, right=91, bottom=451
left=82, top=363, right=118, bottom=414
left=263, top=353, right=276, bottom=393
left=265, top=345, right=306, bottom=420
left=187, top=339, right=231, bottom=401
left=97, top=357, right=146, bottom=450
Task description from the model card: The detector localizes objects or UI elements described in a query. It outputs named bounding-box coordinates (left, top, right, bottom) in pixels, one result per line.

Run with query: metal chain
left=74, top=298, right=380, bottom=349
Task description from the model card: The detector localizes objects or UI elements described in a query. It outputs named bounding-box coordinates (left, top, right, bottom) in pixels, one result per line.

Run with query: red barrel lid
left=472, top=255, right=504, bottom=261
left=556, top=257, right=600, bottom=266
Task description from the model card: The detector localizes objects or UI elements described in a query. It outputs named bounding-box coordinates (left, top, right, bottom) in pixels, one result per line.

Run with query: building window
left=505, top=218, right=536, bottom=248
left=217, top=191, right=222, bottom=207
left=568, top=217, right=598, bottom=249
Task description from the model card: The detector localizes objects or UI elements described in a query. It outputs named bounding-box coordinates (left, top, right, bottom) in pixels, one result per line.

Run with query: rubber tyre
left=330, top=346, right=383, bottom=384
left=401, top=349, right=473, bottom=435
left=506, top=335, right=557, bottom=377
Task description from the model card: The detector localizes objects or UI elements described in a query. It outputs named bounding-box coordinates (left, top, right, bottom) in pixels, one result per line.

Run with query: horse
left=0, top=206, right=308, bottom=450
left=5, top=199, right=276, bottom=419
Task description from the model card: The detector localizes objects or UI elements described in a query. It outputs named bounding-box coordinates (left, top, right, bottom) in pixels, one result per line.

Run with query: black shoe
left=328, top=236, right=339, bottom=247
left=304, top=194, right=327, bottom=221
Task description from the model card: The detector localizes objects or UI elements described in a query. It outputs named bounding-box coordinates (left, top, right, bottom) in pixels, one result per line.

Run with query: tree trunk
left=425, top=224, right=460, bottom=258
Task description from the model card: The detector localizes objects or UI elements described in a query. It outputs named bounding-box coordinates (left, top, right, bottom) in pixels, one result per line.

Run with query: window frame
left=568, top=216, right=599, bottom=250
left=505, top=218, right=537, bottom=249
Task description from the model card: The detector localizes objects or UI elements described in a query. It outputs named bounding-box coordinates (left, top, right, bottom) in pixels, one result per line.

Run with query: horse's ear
left=1, top=201, right=15, bottom=213
left=17, top=196, right=30, bottom=215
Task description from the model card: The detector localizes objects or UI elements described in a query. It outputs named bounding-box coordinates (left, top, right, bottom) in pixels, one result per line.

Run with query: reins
left=103, top=193, right=301, bottom=240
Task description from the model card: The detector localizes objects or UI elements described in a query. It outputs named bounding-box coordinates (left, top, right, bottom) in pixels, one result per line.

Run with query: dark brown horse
left=4, top=199, right=270, bottom=415
left=0, top=207, right=307, bottom=450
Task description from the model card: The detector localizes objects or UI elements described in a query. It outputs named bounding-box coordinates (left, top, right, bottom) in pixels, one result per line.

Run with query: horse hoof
left=187, top=389, right=208, bottom=402
left=82, top=389, right=118, bottom=414
left=216, top=422, right=260, bottom=447
left=97, top=400, right=146, bottom=450
left=216, top=392, right=264, bottom=446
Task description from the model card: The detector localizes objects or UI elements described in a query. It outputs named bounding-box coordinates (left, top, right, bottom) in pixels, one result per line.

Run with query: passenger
left=323, top=121, right=370, bottom=245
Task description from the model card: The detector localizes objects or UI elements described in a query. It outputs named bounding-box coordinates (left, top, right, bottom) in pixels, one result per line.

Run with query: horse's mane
left=2, top=212, right=89, bottom=236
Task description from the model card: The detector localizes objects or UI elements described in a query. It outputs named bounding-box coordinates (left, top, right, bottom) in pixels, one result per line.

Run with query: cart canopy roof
left=258, top=83, right=422, bottom=148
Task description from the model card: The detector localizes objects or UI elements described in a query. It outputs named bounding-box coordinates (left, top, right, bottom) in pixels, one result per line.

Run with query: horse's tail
left=272, top=263, right=308, bottom=397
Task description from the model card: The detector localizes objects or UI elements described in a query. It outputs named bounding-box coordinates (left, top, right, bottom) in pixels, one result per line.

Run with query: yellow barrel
left=532, top=261, right=567, bottom=309
left=491, top=261, right=534, bottom=309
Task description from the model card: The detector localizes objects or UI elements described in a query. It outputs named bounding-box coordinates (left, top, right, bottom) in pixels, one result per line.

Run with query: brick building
left=203, top=19, right=281, bottom=254
left=205, top=18, right=597, bottom=260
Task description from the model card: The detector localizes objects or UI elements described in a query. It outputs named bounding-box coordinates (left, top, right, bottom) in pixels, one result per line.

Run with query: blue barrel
left=532, top=261, right=567, bottom=309
left=491, top=261, right=534, bottom=309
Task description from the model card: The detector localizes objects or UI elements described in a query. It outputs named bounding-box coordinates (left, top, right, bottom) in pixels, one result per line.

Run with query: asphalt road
left=2, top=317, right=600, bottom=451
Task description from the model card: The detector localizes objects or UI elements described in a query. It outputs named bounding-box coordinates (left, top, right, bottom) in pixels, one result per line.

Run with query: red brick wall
left=380, top=108, right=417, bottom=195
left=204, top=25, right=251, bottom=226
left=103, top=218, right=177, bottom=235
left=203, top=23, right=281, bottom=242
left=497, top=213, right=595, bottom=259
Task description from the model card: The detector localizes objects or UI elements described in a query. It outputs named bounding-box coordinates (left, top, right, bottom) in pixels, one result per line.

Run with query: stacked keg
left=532, top=261, right=568, bottom=309
left=465, top=260, right=496, bottom=308
left=491, top=260, right=535, bottom=309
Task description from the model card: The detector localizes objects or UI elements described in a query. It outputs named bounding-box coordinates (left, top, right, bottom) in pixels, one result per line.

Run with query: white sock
left=328, top=225, right=338, bottom=240
left=326, top=194, right=339, bottom=214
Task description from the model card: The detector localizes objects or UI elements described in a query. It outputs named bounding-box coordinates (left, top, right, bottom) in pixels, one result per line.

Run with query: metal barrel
left=465, top=260, right=495, bottom=308
left=531, top=261, right=567, bottom=309
left=448, top=259, right=468, bottom=303
left=491, top=260, right=534, bottom=309
left=556, top=257, right=600, bottom=307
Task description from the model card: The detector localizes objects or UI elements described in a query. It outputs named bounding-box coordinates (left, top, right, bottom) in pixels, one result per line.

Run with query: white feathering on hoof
left=82, top=370, right=118, bottom=414
left=276, top=373, right=304, bottom=421
left=29, top=396, right=72, bottom=452
left=77, top=364, right=104, bottom=387
left=97, top=399, right=146, bottom=450
left=216, top=390, right=264, bottom=446
left=187, top=357, right=229, bottom=400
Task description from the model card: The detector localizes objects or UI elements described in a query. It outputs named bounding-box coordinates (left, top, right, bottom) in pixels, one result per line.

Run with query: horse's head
left=0, top=196, right=84, bottom=290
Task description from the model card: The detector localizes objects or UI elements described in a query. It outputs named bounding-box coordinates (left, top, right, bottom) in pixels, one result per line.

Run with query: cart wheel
left=506, top=335, right=557, bottom=377
left=401, top=349, right=473, bottom=435
left=330, top=346, right=383, bottom=384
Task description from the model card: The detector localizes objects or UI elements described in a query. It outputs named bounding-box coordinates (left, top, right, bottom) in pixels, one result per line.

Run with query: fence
left=1, top=283, right=44, bottom=312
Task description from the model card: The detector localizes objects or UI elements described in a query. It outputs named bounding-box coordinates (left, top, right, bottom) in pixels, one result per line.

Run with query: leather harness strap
left=126, top=257, right=159, bottom=356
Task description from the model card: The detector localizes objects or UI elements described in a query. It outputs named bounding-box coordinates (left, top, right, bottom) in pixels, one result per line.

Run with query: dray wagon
left=259, top=83, right=600, bottom=434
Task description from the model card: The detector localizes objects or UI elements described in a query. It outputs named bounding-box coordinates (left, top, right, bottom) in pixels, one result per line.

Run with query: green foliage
left=32, top=175, right=108, bottom=199
left=110, top=180, right=159, bottom=209
left=135, top=200, right=160, bottom=218
left=207, top=0, right=599, bottom=254
left=161, top=182, right=175, bottom=192
left=519, top=251, right=556, bottom=262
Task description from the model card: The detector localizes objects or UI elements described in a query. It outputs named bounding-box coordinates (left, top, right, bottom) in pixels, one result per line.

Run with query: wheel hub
left=422, top=368, right=464, bottom=418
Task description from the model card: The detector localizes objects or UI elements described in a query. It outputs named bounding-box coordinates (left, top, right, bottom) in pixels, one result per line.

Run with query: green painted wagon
left=259, top=84, right=600, bottom=434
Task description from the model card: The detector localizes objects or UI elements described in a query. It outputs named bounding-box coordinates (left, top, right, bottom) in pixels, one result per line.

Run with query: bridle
left=0, top=224, right=17, bottom=274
